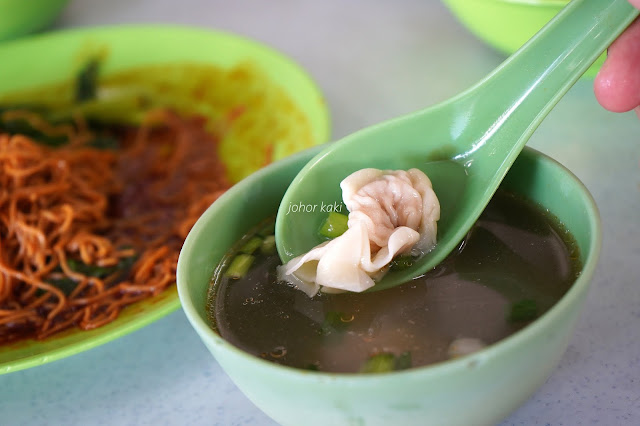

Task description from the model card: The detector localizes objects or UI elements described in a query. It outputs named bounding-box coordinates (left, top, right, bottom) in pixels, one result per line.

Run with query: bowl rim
left=177, top=145, right=602, bottom=383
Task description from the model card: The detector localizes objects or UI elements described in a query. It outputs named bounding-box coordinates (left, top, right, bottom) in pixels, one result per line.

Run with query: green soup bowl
left=177, top=145, right=601, bottom=426
left=441, top=0, right=604, bottom=77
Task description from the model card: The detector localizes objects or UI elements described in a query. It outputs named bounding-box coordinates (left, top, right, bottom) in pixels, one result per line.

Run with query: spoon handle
left=456, top=0, right=638, bottom=162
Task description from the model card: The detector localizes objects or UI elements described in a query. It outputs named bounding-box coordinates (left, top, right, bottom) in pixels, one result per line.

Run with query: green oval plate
left=0, top=25, right=330, bottom=375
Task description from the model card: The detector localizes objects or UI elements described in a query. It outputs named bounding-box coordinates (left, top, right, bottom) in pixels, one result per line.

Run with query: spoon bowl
left=276, top=0, right=637, bottom=291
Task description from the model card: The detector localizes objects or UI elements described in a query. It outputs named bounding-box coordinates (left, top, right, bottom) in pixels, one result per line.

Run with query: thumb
left=594, top=17, right=640, bottom=112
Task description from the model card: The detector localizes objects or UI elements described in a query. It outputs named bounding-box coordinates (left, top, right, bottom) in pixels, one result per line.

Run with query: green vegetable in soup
left=360, top=353, right=396, bottom=373
left=318, top=211, right=349, bottom=239
left=360, top=352, right=412, bottom=373
left=240, top=236, right=263, bottom=255
left=260, top=235, right=277, bottom=255
left=360, top=351, right=411, bottom=373
left=225, top=254, right=255, bottom=279
left=508, top=299, right=539, bottom=323
left=319, top=311, right=352, bottom=336
left=257, top=222, right=276, bottom=238
left=389, top=254, right=417, bottom=271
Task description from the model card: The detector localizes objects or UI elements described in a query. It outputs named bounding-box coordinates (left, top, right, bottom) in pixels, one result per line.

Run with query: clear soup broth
left=207, top=190, right=581, bottom=373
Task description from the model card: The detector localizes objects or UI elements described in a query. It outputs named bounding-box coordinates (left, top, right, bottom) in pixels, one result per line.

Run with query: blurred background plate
left=441, top=0, right=603, bottom=77
left=0, top=25, right=330, bottom=374
left=0, top=0, right=69, bottom=41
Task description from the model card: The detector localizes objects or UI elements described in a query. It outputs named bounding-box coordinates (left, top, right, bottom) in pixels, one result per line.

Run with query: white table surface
left=2, top=1, right=639, bottom=425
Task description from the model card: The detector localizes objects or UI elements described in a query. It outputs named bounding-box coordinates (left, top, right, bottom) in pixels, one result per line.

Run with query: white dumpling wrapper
left=278, top=168, right=440, bottom=296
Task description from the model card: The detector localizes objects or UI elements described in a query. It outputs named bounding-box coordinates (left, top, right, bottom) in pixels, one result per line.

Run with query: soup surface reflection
left=207, top=190, right=581, bottom=373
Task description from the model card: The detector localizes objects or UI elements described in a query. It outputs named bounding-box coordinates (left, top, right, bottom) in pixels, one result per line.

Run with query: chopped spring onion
left=0, top=109, right=69, bottom=147
left=360, top=353, right=397, bottom=373
left=319, top=311, right=351, bottom=336
left=47, top=277, right=77, bottom=296
left=261, top=235, right=276, bottom=255
left=66, top=258, right=111, bottom=278
left=65, top=254, right=137, bottom=279
left=389, top=254, right=416, bottom=271
left=258, top=222, right=276, bottom=237
left=360, top=351, right=413, bottom=373
left=240, top=236, right=263, bottom=255
left=318, top=212, right=349, bottom=239
left=225, top=254, right=255, bottom=279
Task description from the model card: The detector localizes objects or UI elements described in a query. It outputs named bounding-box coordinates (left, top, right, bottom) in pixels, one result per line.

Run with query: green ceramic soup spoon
left=276, top=0, right=638, bottom=292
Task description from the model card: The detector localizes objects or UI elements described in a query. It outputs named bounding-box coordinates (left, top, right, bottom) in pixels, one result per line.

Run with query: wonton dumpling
left=278, top=168, right=440, bottom=296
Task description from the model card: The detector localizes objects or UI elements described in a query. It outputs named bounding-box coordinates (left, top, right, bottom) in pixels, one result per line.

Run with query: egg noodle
left=0, top=109, right=230, bottom=342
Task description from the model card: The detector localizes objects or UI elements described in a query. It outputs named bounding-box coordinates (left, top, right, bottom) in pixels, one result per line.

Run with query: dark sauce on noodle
left=208, top=190, right=581, bottom=373
left=0, top=111, right=229, bottom=343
